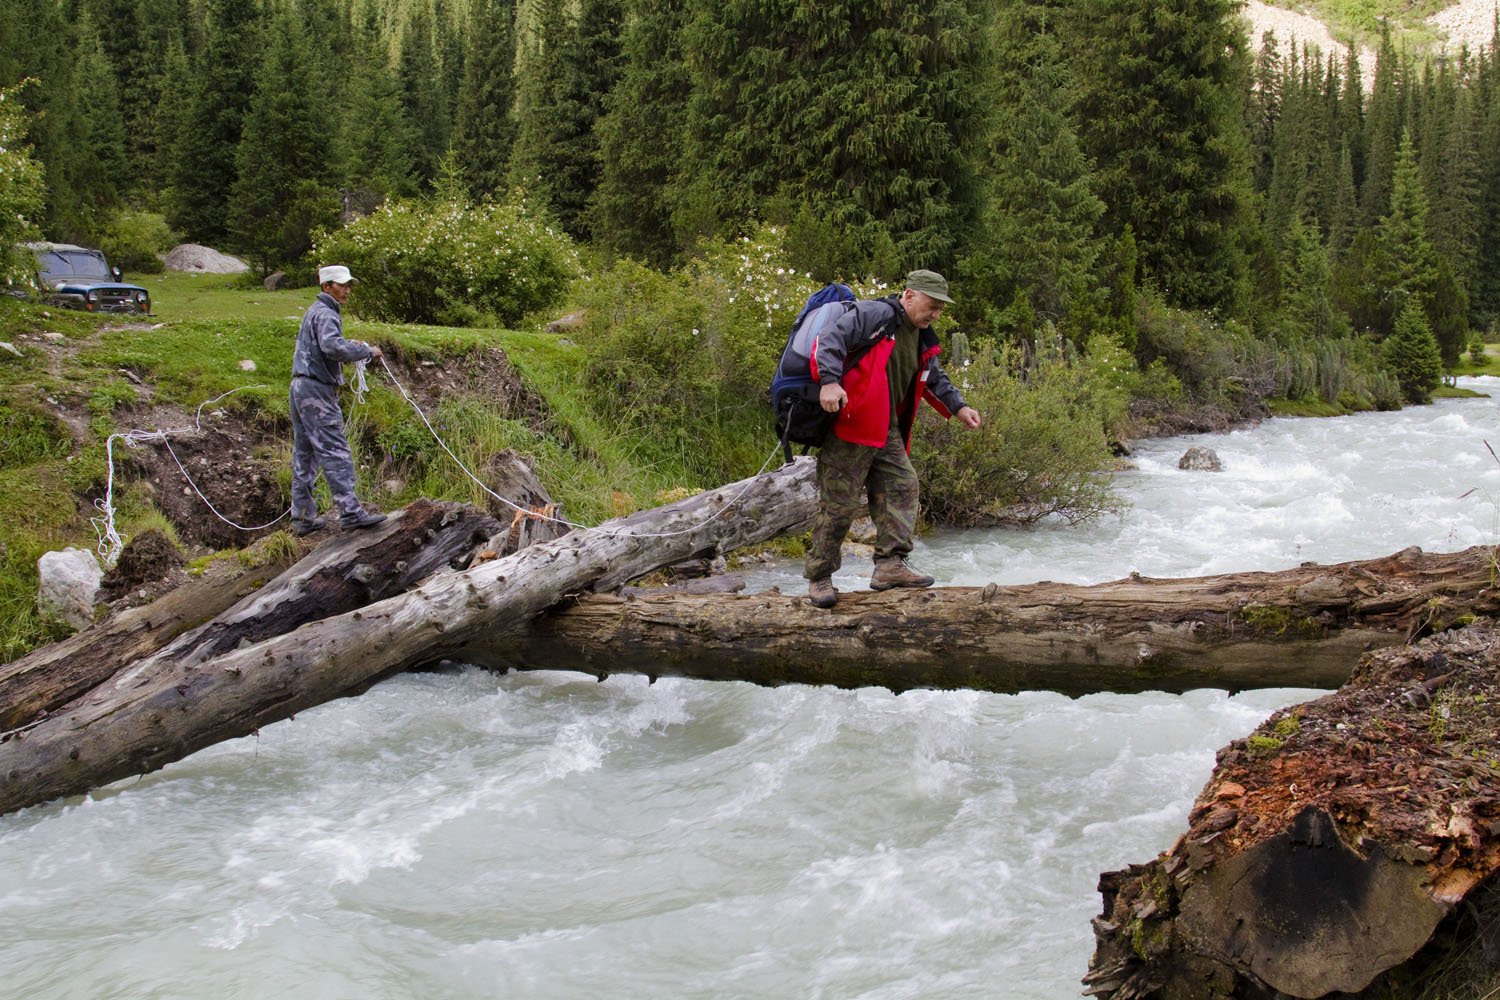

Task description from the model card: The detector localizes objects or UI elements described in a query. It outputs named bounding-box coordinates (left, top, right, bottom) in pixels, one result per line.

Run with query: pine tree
left=397, top=6, right=451, bottom=188
left=228, top=5, right=338, bottom=273
left=679, top=0, right=994, bottom=274
left=959, top=6, right=1105, bottom=342
left=1068, top=0, right=1255, bottom=315
left=452, top=0, right=518, bottom=200
left=1383, top=298, right=1442, bottom=404
left=547, top=0, right=625, bottom=238
left=1282, top=211, right=1338, bottom=339
left=590, top=0, right=691, bottom=266
left=339, top=11, right=418, bottom=202
left=1359, top=24, right=1402, bottom=227
left=507, top=0, right=571, bottom=208
left=1378, top=131, right=1438, bottom=318
left=169, top=0, right=263, bottom=242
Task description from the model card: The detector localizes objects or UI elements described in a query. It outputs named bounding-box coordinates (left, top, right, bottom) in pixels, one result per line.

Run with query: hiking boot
left=292, top=515, right=325, bottom=537
left=870, top=558, right=934, bottom=591
left=340, top=509, right=388, bottom=531
left=807, top=578, right=838, bottom=609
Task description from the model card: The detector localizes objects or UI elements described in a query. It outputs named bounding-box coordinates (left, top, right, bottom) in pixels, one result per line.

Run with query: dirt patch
left=98, top=528, right=185, bottom=603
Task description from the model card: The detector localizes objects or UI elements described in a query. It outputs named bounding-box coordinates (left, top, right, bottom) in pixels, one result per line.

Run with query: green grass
left=1280, top=0, right=1459, bottom=49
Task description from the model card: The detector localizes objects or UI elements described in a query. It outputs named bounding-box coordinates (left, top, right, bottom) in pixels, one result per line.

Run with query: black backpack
left=771, top=284, right=857, bottom=463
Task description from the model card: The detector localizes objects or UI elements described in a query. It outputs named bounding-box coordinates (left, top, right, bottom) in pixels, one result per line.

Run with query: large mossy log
left=472, top=545, right=1500, bottom=695
left=0, top=459, right=820, bottom=815
left=1084, top=622, right=1500, bottom=999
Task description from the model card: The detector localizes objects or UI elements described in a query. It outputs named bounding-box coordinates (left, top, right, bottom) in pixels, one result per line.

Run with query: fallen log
left=1084, top=622, right=1500, bottom=999
left=0, top=458, right=819, bottom=815
left=473, top=545, right=1500, bottom=695
left=0, top=499, right=498, bottom=731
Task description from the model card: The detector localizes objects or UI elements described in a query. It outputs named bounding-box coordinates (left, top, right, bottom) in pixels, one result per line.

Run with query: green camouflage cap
left=905, top=269, right=954, bottom=303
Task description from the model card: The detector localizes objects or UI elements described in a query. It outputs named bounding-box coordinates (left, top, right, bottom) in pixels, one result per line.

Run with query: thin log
left=474, top=545, right=1500, bottom=695
left=0, top=458, right=820, bottom=815
left=1085, top=622, right=1500, bottom=998
left=0, top=499, right=499, bottom=731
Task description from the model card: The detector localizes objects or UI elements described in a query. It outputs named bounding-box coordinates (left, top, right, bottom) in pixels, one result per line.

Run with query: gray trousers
left=289, top=378, right=362, bottom=519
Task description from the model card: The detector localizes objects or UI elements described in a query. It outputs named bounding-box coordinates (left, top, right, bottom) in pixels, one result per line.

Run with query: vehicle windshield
left=36, top=250, right=112, bottom=282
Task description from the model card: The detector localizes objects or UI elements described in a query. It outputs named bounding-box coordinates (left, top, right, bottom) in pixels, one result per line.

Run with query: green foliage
left=99, top=208, right=178, bottom=274
left=1068, top=0, right=1256, bottom=316
left=0, top=84, right=46, bottom=285
left=914, top=347, right=1126, bottom=528
left=1384, top=298, right=1444, bottom=403
left=451, top=0, right=517, bottom=200
left=313, top=197, right=582, bottom=326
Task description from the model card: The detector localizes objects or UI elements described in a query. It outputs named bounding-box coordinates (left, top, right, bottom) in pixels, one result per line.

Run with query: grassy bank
left=0, top=274, right=773, bottom=661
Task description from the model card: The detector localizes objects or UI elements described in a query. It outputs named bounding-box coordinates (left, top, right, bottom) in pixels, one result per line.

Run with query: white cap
left=318, top=264, right=357, bottom=285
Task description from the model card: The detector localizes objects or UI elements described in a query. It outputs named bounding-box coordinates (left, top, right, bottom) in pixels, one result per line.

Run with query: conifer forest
left=2, top=0, right=1498, bottom=379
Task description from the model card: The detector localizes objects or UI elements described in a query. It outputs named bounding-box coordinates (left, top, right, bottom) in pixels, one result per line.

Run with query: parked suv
left=28, top=242, right=152, bottom=315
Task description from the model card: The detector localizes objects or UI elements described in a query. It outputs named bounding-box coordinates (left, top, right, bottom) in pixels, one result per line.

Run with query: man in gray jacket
left=289, top=264, right=387, bottom=536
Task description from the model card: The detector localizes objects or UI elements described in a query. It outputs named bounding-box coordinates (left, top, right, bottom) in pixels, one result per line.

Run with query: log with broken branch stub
left=0, top=459, right=821, bottom=815
left=0, top=499, right=499, bottom=732
left=471, top=545, right=1500, bottom=695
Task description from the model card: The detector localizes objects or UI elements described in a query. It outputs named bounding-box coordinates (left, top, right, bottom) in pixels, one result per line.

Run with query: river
left=4, top=380, right=1499, bottom=999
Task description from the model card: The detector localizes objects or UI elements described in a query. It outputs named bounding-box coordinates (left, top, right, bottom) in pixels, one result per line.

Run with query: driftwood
left=0, top=459, right=820, bottom=815
left=0, top=499, right=498, bottom=732
left=472, top=545, right=1500, bottom=695
left=1085, top=622, right=1500, bottom=999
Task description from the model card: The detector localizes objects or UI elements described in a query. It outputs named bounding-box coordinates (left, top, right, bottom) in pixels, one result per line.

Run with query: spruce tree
left=1383, top=298, right=1442, bottom=404
left=959, top=7, right=1105, bottom=342
left=169, top=0, right=263, bottom=242
left=1359, top=24, right=1402, bottom=227
left=339, top=11, right=418, bottom=202
left=397, top=6, right=451, bottom=189
left=452, top=0, right=518, bottom=200
left=590, top=0, right=691, bottom=266
left=228, top=5, right=338, bottom=274
left=679, top=0, right=994, bottom=274
left=1067, top=0, right=1255, bottom=315
left=507, top=0, right=571, bottom=209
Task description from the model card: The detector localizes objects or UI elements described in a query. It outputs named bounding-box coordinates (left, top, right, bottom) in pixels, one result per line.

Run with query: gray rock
left=1179, top=446, right=1223, bottom=472
left=263, top=270, right=288, bottom=291
left=162, top=244, right=249, bottom=274
left=36, top=547, right=103, bottom=631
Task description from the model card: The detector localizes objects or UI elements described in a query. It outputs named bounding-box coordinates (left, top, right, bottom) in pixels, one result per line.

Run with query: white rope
left=91, top=386, right=290, bottom=566
left=350, top=357, right=369, bottom=404
left=375, top=355, right=784, bottom=539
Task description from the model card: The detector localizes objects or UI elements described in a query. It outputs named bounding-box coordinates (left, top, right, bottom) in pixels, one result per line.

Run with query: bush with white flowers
left=314, top=197, right=581, bottom=326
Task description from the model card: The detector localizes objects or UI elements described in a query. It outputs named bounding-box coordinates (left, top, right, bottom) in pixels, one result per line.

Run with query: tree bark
left=1085, top=622, right=1500, bottom=999
left=0, top=458, right=820, bottom=815
left=478, top=544, right=1500, bottom=695
left=0, top=499, right=499, bottom=733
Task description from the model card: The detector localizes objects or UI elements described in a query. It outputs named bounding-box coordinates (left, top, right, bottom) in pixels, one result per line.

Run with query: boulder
left=1178, top=446, right=1223, bottom=472
left=161, top=244, right=249, bottom=274
left=36, top=547, right=103, bottom=631
left=263, top=270, right=288, bottom=291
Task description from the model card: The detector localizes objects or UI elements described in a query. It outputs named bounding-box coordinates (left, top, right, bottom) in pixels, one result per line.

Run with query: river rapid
left=5, top=380, right=1500, bottom=999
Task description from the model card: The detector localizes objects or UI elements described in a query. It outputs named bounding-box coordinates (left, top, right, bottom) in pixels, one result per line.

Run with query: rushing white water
left=5, top=380, right=1500, bottom=999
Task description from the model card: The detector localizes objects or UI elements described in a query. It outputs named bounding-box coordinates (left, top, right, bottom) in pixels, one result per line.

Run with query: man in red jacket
left=805, top=269, right=982, bottom=609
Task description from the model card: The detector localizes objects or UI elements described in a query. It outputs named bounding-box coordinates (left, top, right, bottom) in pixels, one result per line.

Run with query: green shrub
left=0, top=84, right=45, bottom=288
left=99, top=208, right=179, bottom=274
left=576, top=224, right=823, bottom=482
left=1384, top=300, right=1444, bottom=404
left=914, top=347, right=1126, bottom=527
left=313, top=197, right=582, bottom=326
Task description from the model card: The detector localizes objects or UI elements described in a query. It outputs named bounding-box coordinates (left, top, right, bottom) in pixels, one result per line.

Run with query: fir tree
left=1359, top=24, right=1402, bottom=227
left=679, top=0, right=994, bottom=273
left=590, top=0, right=692, bottom=266
left=169, top=0, right=263, bottom=242
left=1383, top=298, right=1442, bottom=404
left=339, top=12, right=418, bottom=201
left=959, top=9, right=1105, bottom=342
left=507, top=0, right=571, bottom=209
left=452, top=0, right=518, bottom=200
left=1068, top=0, right=1255, bottom=315
left=397, top=5, right=450, bottom=188
left=228, top=5, right=339, bottom=273
left=547, top=0, right=625, bottom=237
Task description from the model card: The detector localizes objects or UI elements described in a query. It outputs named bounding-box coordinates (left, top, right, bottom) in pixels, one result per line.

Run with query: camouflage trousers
left=289, top=378, right=363, bottom=519
left=804, top=424, right=920, bottom=581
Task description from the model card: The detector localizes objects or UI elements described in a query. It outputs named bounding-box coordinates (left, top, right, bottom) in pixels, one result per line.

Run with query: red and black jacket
left=811, top=296, right=968, bottom=451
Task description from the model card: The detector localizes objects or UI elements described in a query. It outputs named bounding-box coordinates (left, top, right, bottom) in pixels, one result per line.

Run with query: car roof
left=27, top=242, right=104, bottom=254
